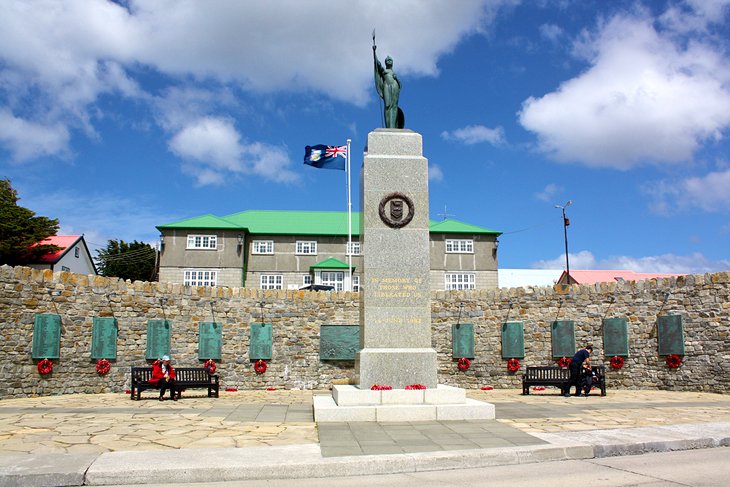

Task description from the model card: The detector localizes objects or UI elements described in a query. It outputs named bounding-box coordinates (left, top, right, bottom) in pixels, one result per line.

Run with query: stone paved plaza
left=1, top=389, right=728, bottom=455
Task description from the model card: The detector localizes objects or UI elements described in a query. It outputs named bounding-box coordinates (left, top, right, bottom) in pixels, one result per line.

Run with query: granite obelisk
left=355, top=128, right=437, bottom=389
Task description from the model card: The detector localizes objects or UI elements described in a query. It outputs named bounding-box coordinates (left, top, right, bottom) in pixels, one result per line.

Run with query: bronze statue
left=373, top=34, right=404, bottom=129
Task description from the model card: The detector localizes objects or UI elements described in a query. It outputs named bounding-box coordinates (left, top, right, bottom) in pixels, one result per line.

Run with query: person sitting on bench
left=150, top=355, right=177, bottom=401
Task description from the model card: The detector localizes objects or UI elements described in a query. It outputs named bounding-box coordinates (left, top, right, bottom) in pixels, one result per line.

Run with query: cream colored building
left=157, top=210, right=500, bottom=291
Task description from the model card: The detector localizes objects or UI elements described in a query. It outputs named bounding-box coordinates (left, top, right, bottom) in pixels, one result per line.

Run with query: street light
left=554, top=200, right=572, bottom=285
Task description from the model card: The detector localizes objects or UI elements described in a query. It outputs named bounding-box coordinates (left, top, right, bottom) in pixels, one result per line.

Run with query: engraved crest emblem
left=390, top=200, right=404, bottom=221
left=379, top=192, right=414, bottom=228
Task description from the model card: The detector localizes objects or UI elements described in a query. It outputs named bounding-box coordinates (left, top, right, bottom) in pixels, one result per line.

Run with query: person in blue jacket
left=565, top=345, right=593, bottom=397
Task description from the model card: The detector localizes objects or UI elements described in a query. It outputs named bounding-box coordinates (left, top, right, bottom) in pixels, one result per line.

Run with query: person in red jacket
left=150, top=355, right=177, bottom=401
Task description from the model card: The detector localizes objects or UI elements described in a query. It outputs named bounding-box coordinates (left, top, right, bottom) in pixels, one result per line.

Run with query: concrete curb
left=84, top=443, right=594, bottom=485
left=0, top=452, right=98, bottom=487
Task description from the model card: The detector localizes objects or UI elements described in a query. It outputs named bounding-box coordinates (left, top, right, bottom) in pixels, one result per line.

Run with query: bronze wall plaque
left=378, top=192, right=414, bottom=228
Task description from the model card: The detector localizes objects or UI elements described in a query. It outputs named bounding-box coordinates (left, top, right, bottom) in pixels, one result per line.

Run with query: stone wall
left=0, top=265, right=728, bottom=398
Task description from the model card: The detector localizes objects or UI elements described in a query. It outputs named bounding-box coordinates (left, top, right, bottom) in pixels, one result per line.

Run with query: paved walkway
left=0, top=389, right=729, bottom=485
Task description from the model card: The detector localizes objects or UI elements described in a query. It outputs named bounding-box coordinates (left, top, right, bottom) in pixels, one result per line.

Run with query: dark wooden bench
left=522, top=365, right=606, bottom=396
left=130, top=367, right=219, bottom=400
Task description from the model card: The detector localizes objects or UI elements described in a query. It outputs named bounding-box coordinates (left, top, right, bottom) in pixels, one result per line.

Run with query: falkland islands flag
left=303, top=144, right=347, bottom=170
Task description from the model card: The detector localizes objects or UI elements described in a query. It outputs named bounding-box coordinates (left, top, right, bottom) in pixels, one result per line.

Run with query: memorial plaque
left=501, top=321, right=525, bottom=359
left=320, top=325, right=359, bottom=360
left=31, top=313, right=61, bottom=359
left=199, top=322, right=222, bottom=360
left=250, top=323, right=272, bottom=360
left=657, top=315, right=684, bottom=356
left=145, top=320, right=171, bottom=360
left=603, top=318, right=629, bottom=357
left=551, top=320, right=576, bottom=358
left=91, top=317, right=118, bottom=359
left=452, top=323, right=475, bottom=359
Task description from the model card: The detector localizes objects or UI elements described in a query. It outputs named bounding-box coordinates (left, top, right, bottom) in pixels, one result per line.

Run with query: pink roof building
left=557, top=269, right=685, bottom=286
left=28, top=235, right=97, bottom=275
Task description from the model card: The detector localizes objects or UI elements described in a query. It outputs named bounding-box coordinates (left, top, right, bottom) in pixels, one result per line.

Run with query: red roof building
left=557, top=269, right=684, bottom=286
left=28, top=235, right=97, bottom=275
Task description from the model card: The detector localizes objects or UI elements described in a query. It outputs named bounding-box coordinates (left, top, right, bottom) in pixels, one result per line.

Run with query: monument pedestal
left=314, top=385, right=495, bottom=422
left=313, top=129, right=494, bottom=422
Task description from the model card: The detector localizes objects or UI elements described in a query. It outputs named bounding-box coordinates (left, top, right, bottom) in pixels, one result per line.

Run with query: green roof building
left=157, top=210, right=500, bottom=291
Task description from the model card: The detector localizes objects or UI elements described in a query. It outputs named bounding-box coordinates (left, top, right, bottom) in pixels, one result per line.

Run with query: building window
left=445, top=239, right=473, bottom=253
left=296, top=240, right=317, bottom=255
left=302, top=275, right=312, bottom=286
left=184, top=270, right=218, bottom=287
left=260, top=274, right=283, bottom=290
left=321, top=271, right=344, bottom=291
left=347, top=241, right=361, bottom=255
left=445, top=273, right=475, bottom=290
left=74, top=247, right=79, bottom=258
left=253, top=240, right=274, bottom=254
left=187, top=234, right=218, bottom=250
left=352, top=275, right=360, bottom=292
left=61, top=266, right=71, bottom=272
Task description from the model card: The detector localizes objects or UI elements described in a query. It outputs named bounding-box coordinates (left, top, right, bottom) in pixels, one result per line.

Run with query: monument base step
left=314, top=385, right=495, bottom=422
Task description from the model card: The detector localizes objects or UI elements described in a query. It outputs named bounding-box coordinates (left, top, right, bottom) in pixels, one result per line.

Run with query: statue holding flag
left=373, top=33, right=404, bottom=129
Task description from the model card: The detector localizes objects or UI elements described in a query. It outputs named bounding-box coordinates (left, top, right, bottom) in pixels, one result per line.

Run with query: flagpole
left=346, top=138, right=352, bottom=292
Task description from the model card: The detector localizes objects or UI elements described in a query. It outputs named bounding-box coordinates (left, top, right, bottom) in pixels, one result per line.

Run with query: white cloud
left=168, top=117, right=298, bottom=185
left=519, top=9, right=730, bottom=169
left=0, top=109, right=70, bottom=161
left=644, top=169, right=730, bottom=214
left=441, top=125, right=506, bottom=146
left=532, top=249, right=730, bottom=274
left=534, top=183, right=561, bottom=202
left=428, top=164, right=444, bottom=182
left=0, top=0, right=510, bottom=166
left=539, top=23, right=564, bottom=43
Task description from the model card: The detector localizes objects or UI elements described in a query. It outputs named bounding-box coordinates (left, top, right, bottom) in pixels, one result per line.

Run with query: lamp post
left=554, top=200, right=572, bottom=284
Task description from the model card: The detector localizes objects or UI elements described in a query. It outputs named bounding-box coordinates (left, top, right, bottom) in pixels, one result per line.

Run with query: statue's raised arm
left=372, top=37, right=404, bottom=129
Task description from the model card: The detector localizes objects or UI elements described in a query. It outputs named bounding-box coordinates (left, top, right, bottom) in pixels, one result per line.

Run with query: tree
left=95, top=240, right=157, bottom=282
left=0, top=178, right=60, bottom=266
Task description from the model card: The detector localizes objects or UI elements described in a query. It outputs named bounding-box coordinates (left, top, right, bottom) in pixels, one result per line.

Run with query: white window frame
left=352, top=275, right=360, bottom=292
left=74, top=247, right=80, bottom=258
left=184, top=269, right=218, bottom=287
left=187, top=234, right=218, bottom=250
left=260, top=274, right=283, bottom=290
left=321, top=271, right=344, bottom=291
left=347, top=241, right=361, bottom=255
left=253, top=240, right=274, bottom=254
left=445, top=272, right=475, bottom=290
left=302, top=275, right=312, bottom=286
left=61, top=265, right=71, bottom=272
left=296, top=240, right=317, bottom=255
left=445, top=239, right=474, bottom=253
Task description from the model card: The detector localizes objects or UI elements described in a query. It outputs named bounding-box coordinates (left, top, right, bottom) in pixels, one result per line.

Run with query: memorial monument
left=313, top=40, right=494, bottom=422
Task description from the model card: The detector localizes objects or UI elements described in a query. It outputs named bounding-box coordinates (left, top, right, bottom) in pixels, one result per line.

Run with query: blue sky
left=1, top=0, right=729, bottom=273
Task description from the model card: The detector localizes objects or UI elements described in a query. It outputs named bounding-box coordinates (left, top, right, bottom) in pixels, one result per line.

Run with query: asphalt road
left=107, top=446, right=730, bottom=487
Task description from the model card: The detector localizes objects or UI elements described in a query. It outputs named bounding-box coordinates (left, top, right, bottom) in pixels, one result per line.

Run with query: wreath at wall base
left=457, top=357, right=471, bottom=371
left=405, top=384, right=426, bottom=390
left=371, top=384, right=392, bottom=390
left=203, top=359, right=217, bottom=374
left=666, top=354, right=682, bottom=368
left=95, top=359, right=111, bottom=375
left=37, top=358, right=53, bottom=375
left=507, top=358, right=521, bottom=372
left=609, top=355, right=625, bottom=369
left=254, top=359, right=267, bottom=374
left=556, top=356, right=571, bottom=368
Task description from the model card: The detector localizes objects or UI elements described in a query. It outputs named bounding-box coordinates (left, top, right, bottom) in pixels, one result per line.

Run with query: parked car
left=299, top=284, right=335, bottom=291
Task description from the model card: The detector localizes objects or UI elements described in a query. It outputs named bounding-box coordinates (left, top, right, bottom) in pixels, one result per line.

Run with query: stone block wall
left=0, top=265, right=728, bottom=398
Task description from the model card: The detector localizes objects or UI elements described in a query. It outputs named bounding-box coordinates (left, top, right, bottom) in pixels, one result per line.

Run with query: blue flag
left=304, top=144, right=347, bottom=170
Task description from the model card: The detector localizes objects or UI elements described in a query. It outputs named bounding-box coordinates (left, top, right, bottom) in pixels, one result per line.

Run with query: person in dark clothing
left=565, top=345, right=593, bottom=397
